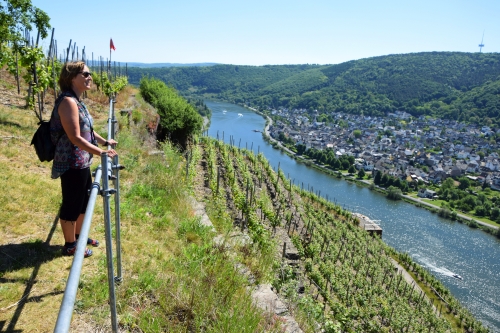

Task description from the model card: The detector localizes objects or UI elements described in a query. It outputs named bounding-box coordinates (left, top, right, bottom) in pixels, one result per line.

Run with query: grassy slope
left=0, top=69, right=279, bottom=332
left=1, top=66, right=489, bottom=333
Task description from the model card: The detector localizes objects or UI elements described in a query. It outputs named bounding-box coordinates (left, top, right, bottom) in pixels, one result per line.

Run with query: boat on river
left=452, top=273, right=463, bottom=280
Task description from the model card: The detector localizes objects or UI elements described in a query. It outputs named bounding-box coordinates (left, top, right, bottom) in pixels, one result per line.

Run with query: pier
left=353, top=213, right=383, bottom=237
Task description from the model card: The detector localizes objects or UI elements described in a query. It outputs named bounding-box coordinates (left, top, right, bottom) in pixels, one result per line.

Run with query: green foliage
left=2, top=44, right=59, bottom=115
left=387, top=186, right=402, bottom=200
left=128, top=52, right=500, bottom=126
left=458, top=176, right=471, bottom=190
left=92, top=73, right=128, bottom=97
left=0, top=0, right=50, bottom=47
left=139, top=77, right=202, bottom=150
left=357, top=168, right=365, bottom=179
left=200, top=137, right=490, bottom=332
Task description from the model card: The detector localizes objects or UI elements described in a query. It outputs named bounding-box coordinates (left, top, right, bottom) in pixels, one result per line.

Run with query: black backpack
left=31, top=119, right=56, bottom=162
left=31, top=94, right=67, bottom=162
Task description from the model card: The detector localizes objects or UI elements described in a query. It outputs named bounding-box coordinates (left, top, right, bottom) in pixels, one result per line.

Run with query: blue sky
left=32, top=0, right=500, bottom=66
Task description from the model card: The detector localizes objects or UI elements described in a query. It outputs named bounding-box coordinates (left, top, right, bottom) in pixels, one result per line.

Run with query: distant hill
left=126, top=52, right=500, bottom=127
left=125, top=62, right=219, bottom=68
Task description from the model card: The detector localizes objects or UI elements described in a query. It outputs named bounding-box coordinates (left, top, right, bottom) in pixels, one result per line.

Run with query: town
left=266, top=108, right=500, bottom=191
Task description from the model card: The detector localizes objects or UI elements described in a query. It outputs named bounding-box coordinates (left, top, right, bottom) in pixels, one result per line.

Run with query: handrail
left=54, top=97, right=123, bottom=333
left=54, top=166, right=102, bottom=332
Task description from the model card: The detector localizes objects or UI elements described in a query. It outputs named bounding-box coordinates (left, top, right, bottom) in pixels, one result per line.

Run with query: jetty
left=353, top=213, right=383, bottom=237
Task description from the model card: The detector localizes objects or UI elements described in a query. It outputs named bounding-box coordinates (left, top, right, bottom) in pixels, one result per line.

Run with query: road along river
left=205, top=100, right=500, bottom=331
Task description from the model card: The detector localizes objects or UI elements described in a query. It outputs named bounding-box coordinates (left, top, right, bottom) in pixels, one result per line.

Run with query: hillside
left=0, top=69, right=284, bottom=332
left=0, top=68, right=489, bottom=332
left=127, top=52, right=500, bottom=126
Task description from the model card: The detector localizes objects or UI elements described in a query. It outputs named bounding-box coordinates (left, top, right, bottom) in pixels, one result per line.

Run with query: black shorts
left=59, top=167, right=92, bottom=221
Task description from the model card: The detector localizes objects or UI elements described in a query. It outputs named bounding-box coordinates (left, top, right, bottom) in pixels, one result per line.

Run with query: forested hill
left=127, top=52, right=500, bottom=126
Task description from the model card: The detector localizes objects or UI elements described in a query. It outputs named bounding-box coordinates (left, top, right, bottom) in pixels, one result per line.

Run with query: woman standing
left=51, top=61, right=118, bottom=257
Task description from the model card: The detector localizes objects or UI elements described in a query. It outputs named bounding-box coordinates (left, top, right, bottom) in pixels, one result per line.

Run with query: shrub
left=139, top=77, right=202, bottom=150
left=387, top=186, right=402, bottom=200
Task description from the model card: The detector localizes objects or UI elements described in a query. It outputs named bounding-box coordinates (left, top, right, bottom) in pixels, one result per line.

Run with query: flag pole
left=109, top=38, right=112, bottom=76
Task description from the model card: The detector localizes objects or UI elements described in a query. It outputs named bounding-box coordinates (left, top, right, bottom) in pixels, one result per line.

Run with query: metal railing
left=54, top=97, right=124, bottom=333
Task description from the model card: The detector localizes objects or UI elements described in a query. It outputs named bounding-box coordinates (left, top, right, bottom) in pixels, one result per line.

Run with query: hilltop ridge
left=126, top=51, right=500, bottom=127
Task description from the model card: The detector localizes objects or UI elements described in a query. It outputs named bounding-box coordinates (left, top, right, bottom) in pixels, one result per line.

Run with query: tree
left=441, top=178, right=455, bottom=190
left=353, top=129, right=362, bottom=139
left=296, top=143, right=307, bottom=155
left=348, top=165, right=356, bottom=174
left=381, top=173, right=390, bottom=187
left=491, top=207, right=500, bottom=221
left=347, top=155, right=355, bottom=165
left=387, top=186, right=402, bottom=200
left=374, top=170, right=382, bottom=185
left=357, top=168, right=366, bottom=179
left=474, top=205, right=487, bottom=217
left=140, top=77, right=202, bottom=150
left=0, top=0, right=50, bottom=48
left=458, top=177, right=471, bottom=190
left=332, top=158, right=341, bottom=170
left=341, top=159, right=350, bottom=170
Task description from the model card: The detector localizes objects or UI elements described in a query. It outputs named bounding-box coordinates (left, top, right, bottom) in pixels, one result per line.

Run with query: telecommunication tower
left=479, top=31, right=485, bottom=52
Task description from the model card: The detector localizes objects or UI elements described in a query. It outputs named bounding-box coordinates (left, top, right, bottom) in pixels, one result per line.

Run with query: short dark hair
left=58, top=61, right=86, bottom=92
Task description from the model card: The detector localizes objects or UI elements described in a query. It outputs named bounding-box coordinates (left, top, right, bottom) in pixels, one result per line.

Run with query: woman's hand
left=104, top=149, right=118, bottom=158
left=106, top=139, right=118, bottom=147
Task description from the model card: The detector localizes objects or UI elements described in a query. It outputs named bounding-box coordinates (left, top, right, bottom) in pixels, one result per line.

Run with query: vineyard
left=198, top=136, right=489, bottom=333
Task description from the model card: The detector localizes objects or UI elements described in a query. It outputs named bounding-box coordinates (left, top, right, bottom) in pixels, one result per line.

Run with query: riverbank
left=208, top=100, right=500, bottom=331
left=253, top=109, right=499, bottom=235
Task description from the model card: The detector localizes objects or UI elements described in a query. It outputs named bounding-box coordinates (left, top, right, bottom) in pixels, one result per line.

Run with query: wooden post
left=216, top=166, right=220, bottom=194
left=51, top=57, right=57, bottom=102
left=15, top=50, right=20, bottom=94
left=46, top=28, right=55, bottom=66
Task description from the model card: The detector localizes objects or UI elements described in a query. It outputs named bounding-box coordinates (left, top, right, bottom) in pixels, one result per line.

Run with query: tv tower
left=479, top=31, right=485, bottom=52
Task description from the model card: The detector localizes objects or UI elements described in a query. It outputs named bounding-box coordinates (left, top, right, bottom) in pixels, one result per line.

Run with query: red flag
left=110, top=38, right=116, bottom=51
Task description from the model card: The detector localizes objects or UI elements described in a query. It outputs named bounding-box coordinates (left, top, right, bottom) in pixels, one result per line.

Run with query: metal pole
left=54, top=167, right=102, bottom=333
left=101, top=153, right=119, bottom=332
left=108, top=99, right=123, bottom=281
left=107, top=98, right=115, bottom=137
left=113, top=153, right=123, bottom=281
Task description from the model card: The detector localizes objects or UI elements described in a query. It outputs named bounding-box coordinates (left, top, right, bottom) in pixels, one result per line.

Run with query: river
left=205, top=100, right=500, bottom=332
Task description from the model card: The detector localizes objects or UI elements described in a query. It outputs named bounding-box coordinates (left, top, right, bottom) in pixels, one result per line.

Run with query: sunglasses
left=79, top=71, right=93, bottom=78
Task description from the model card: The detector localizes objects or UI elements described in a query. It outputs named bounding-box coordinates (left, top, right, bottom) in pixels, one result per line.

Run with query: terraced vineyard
left=198, top=137, right=489, bottom=333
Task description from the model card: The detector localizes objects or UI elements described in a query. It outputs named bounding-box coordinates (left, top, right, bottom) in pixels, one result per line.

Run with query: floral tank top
left=50, top=91, right=94, bottom=179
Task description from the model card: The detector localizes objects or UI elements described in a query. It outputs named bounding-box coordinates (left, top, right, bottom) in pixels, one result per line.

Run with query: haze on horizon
left=32, top=0, right=500, bottom=66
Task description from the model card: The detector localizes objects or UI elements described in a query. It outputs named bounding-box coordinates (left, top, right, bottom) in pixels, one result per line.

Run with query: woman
left=51, top=61, right=118, bottom=257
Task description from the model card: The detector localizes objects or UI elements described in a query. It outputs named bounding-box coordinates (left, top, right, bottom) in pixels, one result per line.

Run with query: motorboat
left=452, top=273, right=463, bottom=280
left=238, top=113, right=243, bottom=117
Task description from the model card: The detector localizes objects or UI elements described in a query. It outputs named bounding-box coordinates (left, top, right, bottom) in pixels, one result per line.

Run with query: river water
left=205, top=100, right=500, bottom=332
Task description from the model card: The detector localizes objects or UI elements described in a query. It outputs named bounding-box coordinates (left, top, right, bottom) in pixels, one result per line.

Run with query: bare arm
left=58, top=97, right=117, bottom=157
left=93, top=131, right=118, bottom=147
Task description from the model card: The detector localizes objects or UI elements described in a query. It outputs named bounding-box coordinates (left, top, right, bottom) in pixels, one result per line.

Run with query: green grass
left=0, top=73, right=277, bottom=332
